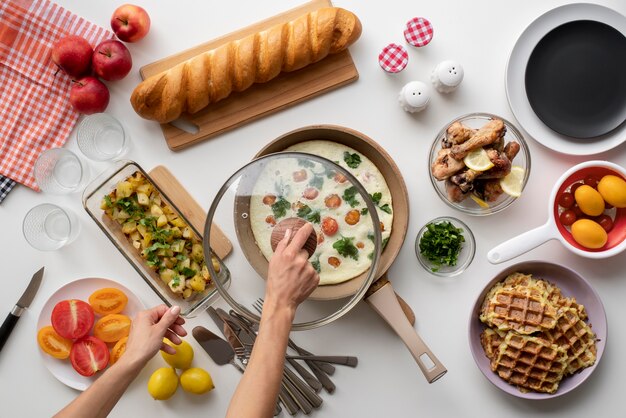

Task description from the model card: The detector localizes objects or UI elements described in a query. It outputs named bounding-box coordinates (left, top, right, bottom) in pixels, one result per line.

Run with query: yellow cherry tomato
left=571, top=219, right=608, bottom=249
left=598, top=175, right=626, bottom=208
left=574, top=185, right=605, bottom=216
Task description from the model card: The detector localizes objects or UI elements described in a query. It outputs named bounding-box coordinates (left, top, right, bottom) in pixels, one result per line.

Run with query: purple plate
left=468, top=261, right=607, bottom=399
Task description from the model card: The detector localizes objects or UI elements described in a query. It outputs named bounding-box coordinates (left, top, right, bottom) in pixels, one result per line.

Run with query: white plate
left=506, top=3, right=626, bottom=155
left=36, top=278, right=145, bottom=391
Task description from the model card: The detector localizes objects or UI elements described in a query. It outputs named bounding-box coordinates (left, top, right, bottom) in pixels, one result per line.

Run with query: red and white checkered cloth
left=0, top=0, right=113, bottom=191
left=404, top=17, right=434, bottom=48
left=378, top=43, right=408, bottom=73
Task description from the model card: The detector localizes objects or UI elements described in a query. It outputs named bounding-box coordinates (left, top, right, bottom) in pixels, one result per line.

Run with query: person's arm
left=55, top=304, right=186, bottom=418
left=226, top=225, right=319, bottom=418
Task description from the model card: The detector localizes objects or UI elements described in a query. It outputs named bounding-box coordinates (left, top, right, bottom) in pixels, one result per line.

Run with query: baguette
left=130, top=7, right=362, bottom=123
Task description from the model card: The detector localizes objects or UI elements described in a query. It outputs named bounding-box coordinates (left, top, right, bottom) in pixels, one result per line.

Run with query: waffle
left=480, top=328, right=505, bottom=360
left=480, top=277, right=559, bottom=334
left=540, top=308, right=597, bottom=375
left=491, top=332, right=568, bottom=394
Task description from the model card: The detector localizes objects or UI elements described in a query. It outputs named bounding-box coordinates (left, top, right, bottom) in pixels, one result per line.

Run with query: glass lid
left=203, top=152, right=382, bottom=330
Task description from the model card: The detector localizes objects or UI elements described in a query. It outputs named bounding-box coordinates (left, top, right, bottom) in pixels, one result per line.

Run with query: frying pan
left=254, top=125, right=447, bottom=383
left=488, top=160, right=626, bottom=264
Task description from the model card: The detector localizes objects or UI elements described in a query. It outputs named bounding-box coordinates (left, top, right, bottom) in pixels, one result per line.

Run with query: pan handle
left=365, top=282, right=447, bottom=383
left=487, top=222, right=555, bottom=264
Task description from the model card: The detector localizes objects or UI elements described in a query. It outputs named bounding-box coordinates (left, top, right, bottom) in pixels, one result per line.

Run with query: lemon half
left=463, top=148, right=494, bottom=171
left=500, top=166, right=525, bottom=197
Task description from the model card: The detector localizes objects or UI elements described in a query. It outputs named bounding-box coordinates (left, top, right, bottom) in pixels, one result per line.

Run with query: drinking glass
left=76, top=113, right=128, bottom=161
left=33, top=148, right=89, bottom=194
left=23, top=204, right=80, bottom=251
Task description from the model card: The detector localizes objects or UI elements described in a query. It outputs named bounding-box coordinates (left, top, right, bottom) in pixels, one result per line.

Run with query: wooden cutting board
left=149, top=166, right=232, bottom=260
left=138, top=0, right=358, bottom=151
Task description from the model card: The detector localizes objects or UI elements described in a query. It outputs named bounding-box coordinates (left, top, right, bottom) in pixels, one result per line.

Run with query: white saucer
left=506, top=3, right=626, bottom=156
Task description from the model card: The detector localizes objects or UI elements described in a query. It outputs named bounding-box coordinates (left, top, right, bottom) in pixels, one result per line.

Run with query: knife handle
left=286, top=355, right=358, bottom=367
left=284, top=365, right=323, bottom=409
left=290, top=342, right=336, bottom=375
left=282, top=371, right=314, bottom=414
left=304, top=359, right=336, bottom=394
left=0, top=311, right=20, bottom=352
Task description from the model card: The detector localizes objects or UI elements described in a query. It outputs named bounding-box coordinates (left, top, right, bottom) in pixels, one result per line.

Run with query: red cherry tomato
left=573, top=205, right=585, bottom=218
left=51, top=299, right=95, bottom=340
left=333, top=172, right=347, bottom=183
left=570, top=182, right=583, bottom=194
left=558, top=192, right=574, bottom=209
left=265, top=215, right=276, bottom=226
left=595, top=214, right=614, bottom=232
left=321, top=217, right=339, bottom=236
left=292, top=169, right=308, bottom=182
left=70, top=336, right=109, bottom=377
left=302, top=187, right=319, bottom=200
left=262, top=194, right=276, bottom=205
left=584, top=175, right=600, bottom=188
left=324, top=194, right=342, bottom=209
left=559, top=209, right=577, bottom=226
left=328, top=256, right=341, bottom=268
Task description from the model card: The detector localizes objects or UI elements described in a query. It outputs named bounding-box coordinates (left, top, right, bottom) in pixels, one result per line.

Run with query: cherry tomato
left=37, top=326, right=72, bottom=359
left=324, top=194, right=342, bottom=209
left=328, top=257, right=341, bottom=268
left=380, top=222, right=385, bottom=232
left=317, top=232, right=325, bottom=245
left=93, top=314, right=131, bottom=343
left=262, top=194, right=276, bottom=205
left=321, top=217, right=339, bottom=236
left=356, top=241, right=365, bottom=249
left=88, top=288, right=128, bottom=315
left=70, top=336, right=109, bottom=377
left=559, top=209, right=577, bottom=226
left=345, top=209, right=360, bottom=225
left=558, top=192, right=574, bottom=209
left=595, top=214, right=614, bottom=232
left=51, top=299, right=95, bottom=340
left=333, top=172, right=347, bottom=183
left=110, top=336, right=128, bottom=365
left=265, top=215, right=276, bottom=226
left=570, top=182, right=583, bottom=194
left=302, top=187, right=319, bottom=200
left=584, top=175, right=600, bottom=188
left=573, top=205, right=585, bottom=218
left=292, top=169, right=308, bottom=182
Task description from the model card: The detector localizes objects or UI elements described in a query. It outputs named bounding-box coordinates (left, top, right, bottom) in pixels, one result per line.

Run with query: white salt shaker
left=398, top=81, right=431, bottom=113
left=431, top=60, right=464, bottom=93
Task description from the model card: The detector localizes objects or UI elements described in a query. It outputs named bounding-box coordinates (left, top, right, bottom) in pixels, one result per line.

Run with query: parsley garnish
left=343, top=186, right=359, bottom=208
left=145, top=242, right=170, bottom=253
left=308, top=174, right=324, bottom=189
left=296, top=205, right=320, bottom=224
left=139, top=216, right=157, bottom=229
left=311, top=257, right=321, bottom=273
left=103, top=195, right=112, bottom=208
left=418, top=221, right=465, bottom=272
left=361, top=208, right=369, bottom=215
left=271, top=197, right=291, bottom=219
left=343, top=152, right=362, bottom=169
left=115, top=197, right=143, bottom=218
left=181, top=267, right=197, bottom=278
left=379, top=204, right=392, bottom=214
left=297, top=158, right=315, bottom=168
left=171, top=276, right=181, bottom=287
left=333, top=236, right=359, bottom=260
left=382, top=237, right=389, bottom=249
left=370, top=192, right=382, bottom=205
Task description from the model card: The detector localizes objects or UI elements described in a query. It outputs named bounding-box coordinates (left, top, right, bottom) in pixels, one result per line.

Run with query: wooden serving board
left=139, top=0, right=359, bottom=151
left=149, top=166, right=232, bottom=260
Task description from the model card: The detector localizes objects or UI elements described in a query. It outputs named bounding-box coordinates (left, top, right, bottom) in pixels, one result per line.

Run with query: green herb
left=139, top=216, right=157, bottom=229
left=103, top=195, right=112, bottom=208
left=181, top=267, right=197, bottom=278
left=308, top=174, right=324, bottom=190
left=333, top=236, right=359, bottom=260
left=418, top=221, right=465, bottom=272
left=382, top=237, right=389, bottom=249
left=145, top=242, right=170, bottom=253
left=368, top=252, right=374, bottom=260
left=343, top=152, right=362, bottom=169
left=379, top=204, right=392, bottom=214
left=171, top=276, right=181, bottom=287
left=367, top=232, right=375, bottom=242
left=176, top=254, right=187, bottom=261
left=146, top=252, right=160, bottom=267
left=297, top=158, right=315, bottom=168
left=153, top=228, right=173, bottom=243
left=311, top=257, right=321, bottom=273
left=361, top=207, right=369, bottom=215
left=271, top=197, right=291, bottom=219
left=296, top=205, right=320, bottom=224
left=343, top=186, right=359, bottom=208
left=115, top=197, right=143, bottom=218
left=370, top=192, right=382, bottom=205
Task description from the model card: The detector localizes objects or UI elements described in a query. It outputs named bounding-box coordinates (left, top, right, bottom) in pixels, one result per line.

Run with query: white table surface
left=1, top=0, right=625, bottom=416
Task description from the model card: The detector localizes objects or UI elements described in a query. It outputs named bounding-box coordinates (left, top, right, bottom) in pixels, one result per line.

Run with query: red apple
left=111, top=4, right=151, bottom=43
left=51, top=35, right=93, bottom=77
left=69, top=76, right=110, bottom=114
left=92, top=40, right=132, bottom=81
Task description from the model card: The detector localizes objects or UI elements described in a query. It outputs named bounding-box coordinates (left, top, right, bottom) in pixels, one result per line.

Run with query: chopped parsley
left=361, top=207, right=369, bottom=215
left=379, top=204, right=392, bottom=214
left=139, top=216, right=157, bottom=228
left=171, top=276, right=181, bottom=287
left=271, top=197, right=291, bottom=219
left=382, top=237, right=389, bottom=249
left=308, top=174, right=324, bottom=190
left=145, top=242, right=170, bottom=253
left=115, top=197, right=144, bottom=218
left=343, top=152, right=362, bottom=169
left=311, top=256, right=321, bottom=273
left=333, top=236, right=359, bottom=260
left=296, top=205, right=321, bottom=224
left=418, top=221, right=465, bottom=272
left=297, top=158, right=315, bottom=168
left=103, top=195, right=112, bottom=208
left=370, top=192, right=382, bottom=205
left=180, top=267, right=197, bottom=278
left=343, top=186, right=360, bottom=208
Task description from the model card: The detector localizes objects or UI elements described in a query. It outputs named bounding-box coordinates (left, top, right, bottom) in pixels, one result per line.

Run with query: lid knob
left=270, top=217, right=318, bottom=258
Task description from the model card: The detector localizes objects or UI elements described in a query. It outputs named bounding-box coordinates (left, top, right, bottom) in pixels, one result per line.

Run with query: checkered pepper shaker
left=404, top=17, right=433, bottom=48
left=379, top=43, right=409, bottom=73
left=431, top=60, right=464, bottom=93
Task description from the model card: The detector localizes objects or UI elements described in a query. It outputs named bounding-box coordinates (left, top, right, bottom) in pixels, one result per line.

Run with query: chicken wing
left=432, top=148, right=466, bottom=180
left=446, top=179, right=468, bottom=202
left=442, top=122, right=477, bottom=148
left=450, top=119, right=506, bottom=159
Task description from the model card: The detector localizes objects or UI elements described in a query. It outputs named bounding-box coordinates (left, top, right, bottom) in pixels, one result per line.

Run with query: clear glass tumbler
left=33, top=148, right=89, bottom=194
left=23, top=203, right=80, bottom=251
left=76, top=113, right=128, bottom=161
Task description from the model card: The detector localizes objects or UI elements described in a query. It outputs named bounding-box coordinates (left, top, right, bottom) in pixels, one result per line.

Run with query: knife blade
left=0, top=267, right=44, bottom=352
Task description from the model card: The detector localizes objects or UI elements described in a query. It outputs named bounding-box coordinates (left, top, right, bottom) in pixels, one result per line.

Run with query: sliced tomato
left=302, top=187, right=319, bottom=200
left=70, top=336, right=109, bottom=377
left=292, top=169, right=308, bottom=182
left=51, top=299, right=95, bottom=339
left=37, top=325, right=72, bottom=359
left=321, top=217, right=339, bottom=236
left=324, top=194, right=342, bottom=209
left=93, top=314, right=131, bottom=343
left=110, top=336, right=128, bottom=365
left=328, top=256, right=341, bottom=268
left=88, top=288, right=128, bottom=315
left=345, top=209, right=360, bottom=225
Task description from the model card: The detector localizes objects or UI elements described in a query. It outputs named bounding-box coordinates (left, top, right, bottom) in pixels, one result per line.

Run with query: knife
left=0, top=267, right=44, bottom=352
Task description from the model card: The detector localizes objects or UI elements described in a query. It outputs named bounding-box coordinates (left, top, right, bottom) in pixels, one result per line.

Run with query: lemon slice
left=500, top=166, right=525, bottom=197
left=470, top=194, right=490, bottom=208
left=463, top=148, right=494, bottom=171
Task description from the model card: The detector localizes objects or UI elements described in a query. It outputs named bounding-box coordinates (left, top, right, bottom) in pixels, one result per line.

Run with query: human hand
left=265, top=223, right=320, bottom=313
left=121, top=305, right=187, bottom=369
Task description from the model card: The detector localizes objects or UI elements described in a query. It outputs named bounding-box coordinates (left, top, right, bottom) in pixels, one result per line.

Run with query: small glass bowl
left=415, top=216, right=476, bottom=277
left=428, top=112, right=531, bottom=216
